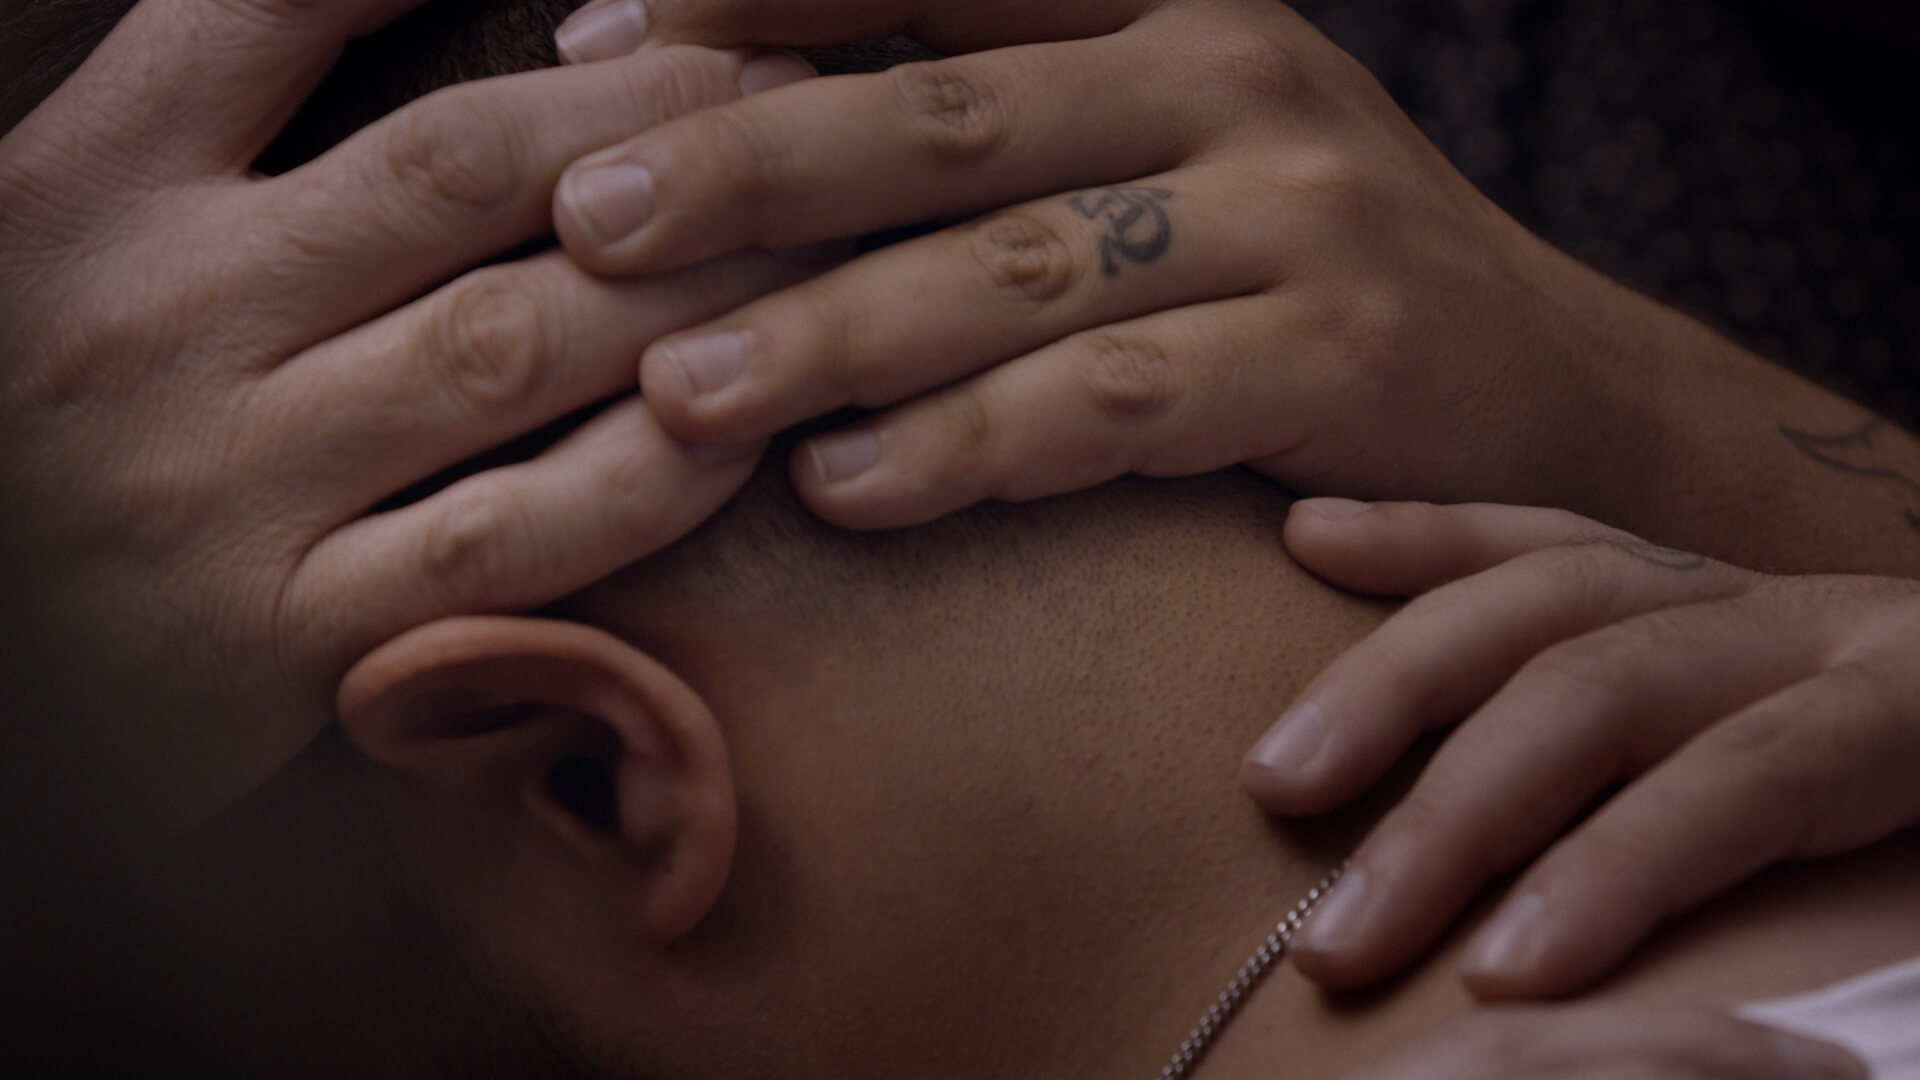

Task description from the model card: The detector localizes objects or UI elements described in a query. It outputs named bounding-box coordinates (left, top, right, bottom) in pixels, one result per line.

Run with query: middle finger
left=262, top=248, right=804, bottom=519
left=240, top=44, right=806, bottom=352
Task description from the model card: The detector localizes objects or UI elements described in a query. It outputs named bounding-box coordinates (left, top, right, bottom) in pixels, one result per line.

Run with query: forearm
left=1531, top=250, right=1920, bottom=578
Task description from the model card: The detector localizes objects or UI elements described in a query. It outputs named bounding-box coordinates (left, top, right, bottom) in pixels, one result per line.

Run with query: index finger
left=556, top=0, right=1155, bottom=57
left=10, top=0, right=422, bottom=183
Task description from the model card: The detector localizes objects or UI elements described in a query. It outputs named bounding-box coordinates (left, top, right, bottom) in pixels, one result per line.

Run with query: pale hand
left=0, top=0, right=814, bottom=834
left=1245, top=500, right=1920, bottom=997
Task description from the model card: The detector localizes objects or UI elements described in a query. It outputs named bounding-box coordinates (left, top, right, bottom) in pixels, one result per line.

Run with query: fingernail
left=1246, top=702, right=1327, bottom=780
left=689, top=442, right=763, bottom=468
left=1764, top=1028, right=1867, bottom=1080
left=1294, top=866, right=1373, bottom=953
left=555, top=0, right=649, bottom=64
left=662, top=332, right=749, bottom=399
left=738, top=51, right=815, bottom=95
left=1462, top=892, right=1547, bottom=977
left=562, top=162, right=654, bottom=246
left=1297, top=498, right=1373, bottom=520
left=808, top=429, right=881, bottom=485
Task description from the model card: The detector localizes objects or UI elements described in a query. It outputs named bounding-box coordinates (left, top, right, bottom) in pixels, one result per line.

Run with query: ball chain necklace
left=1154, top=864, right=1347, bottom=1080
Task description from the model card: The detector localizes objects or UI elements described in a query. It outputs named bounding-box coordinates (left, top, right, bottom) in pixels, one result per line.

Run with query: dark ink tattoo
left=1779, top=419, right=1920, bottom=537
left=1067, top=187, right=1175, bottom=277
left=1606, top=539, right=1709, bottom=572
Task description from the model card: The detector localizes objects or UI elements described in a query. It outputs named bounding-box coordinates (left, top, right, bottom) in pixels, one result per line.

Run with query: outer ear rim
left=337, top=615, right=738, bottom=945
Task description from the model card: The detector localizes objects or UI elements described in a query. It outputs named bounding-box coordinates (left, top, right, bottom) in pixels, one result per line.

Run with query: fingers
left=1243, top=531, right=1750, bottom=820
left=773, top=292, right=1322, bottom=530
left=19, top=0, right=422, bottom=181
left=1280, top=500, right=1634, bottom=598
left=638, top=169, right=1271, bottom=447
left=556, top=0, right=1158, bottom=57
left=250, top=46, right=809, bottom=345
left=1346, top=1006, right=1865, bottom=1080
left=1287, top=589, right=1817, bottom=989
left=261, top=250, right=803, bottom=518
left=1461, top=647, right=1920, bottom=999
left=553, top=21, right=1216, bottom=277
left=288, top=397, right=762, bottom=675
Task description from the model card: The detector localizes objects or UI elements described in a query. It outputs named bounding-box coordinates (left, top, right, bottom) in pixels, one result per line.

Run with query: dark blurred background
left=1288, top=0, right=1920, bottom=425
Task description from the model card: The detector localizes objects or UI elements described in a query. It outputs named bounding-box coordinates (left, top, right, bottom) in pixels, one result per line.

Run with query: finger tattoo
left=1605, top=538, right=1710, bottom=572
left=1067, top=186, right=1175, bottom=276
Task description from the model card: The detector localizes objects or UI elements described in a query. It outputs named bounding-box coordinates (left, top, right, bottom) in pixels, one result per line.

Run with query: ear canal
left=546, top=752, right=621, bottom=834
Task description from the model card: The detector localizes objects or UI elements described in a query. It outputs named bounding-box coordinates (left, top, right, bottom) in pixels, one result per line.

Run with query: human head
left=9, top=5, right=1382, bottom=1076
left=334, top=458, right=1383, bottom=1079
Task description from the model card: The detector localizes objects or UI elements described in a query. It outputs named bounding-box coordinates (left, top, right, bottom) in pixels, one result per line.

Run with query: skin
left=0, top=0, right=817, bottom=836
left=545, top=0, right=1920, bottom=581
left=542, top=0, right=1920, bottom=1004
left=1264, top=501, right=1920, bottom=999
left=336, top=471, right=1911, bottom=1080
left=1, top=3, right=1905, bottom=1070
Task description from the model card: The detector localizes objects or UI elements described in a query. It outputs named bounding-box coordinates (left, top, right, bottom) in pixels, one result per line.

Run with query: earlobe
left=338, top=616, right=737, bottom=945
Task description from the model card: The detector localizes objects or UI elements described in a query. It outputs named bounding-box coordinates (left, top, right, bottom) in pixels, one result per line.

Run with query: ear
left=337, top=616, right=736, bottom=945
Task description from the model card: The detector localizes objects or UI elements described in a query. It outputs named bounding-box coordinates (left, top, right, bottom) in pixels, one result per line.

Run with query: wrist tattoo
left=1606, top=539, right=1709, bottom=572
left=1780, top=419, right=1920, bottom=536
left=1067, top=186, right=1174, bottom=277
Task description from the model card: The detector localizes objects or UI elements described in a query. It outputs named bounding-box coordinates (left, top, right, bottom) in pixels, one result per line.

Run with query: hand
left=540, top=0, right=1920, bottom=578
left=0, top=0, right=815, bottom=835
left=1239, top=500, right=1920, bottom=998
left=1341, top=1004, right=1864, bottom=1080
left=547, top=0, right=1612, bottom=520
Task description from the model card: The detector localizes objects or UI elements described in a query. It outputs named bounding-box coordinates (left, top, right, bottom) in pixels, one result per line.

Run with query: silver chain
left=1155, top=864, right=1346, bottom=1080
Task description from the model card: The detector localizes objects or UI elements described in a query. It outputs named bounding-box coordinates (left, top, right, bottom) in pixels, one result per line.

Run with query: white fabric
left=1739, top=955, right=1920, bottom=1079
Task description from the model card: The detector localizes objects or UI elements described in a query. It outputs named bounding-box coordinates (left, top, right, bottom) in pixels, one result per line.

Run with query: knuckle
left=795, top=287, right=879, bottom=399
left=421, top=486, right=528, bottom=607
left=422, top=271, right=551, bottom=416
left=1521, top=632, right=1644, bottom=708
left=622, top=45, right=736, bottom=120
left=889, top=61, right=1009, bottom=163
left=1713, top=708, right=1834, bottom=807
left=1076, top=330, right=1182, bottom=424
left=966, top=212, right=1079, bottom=306
left=1269, top=144, right=1388, bottom=230
left=693, top=104, right=793, bottom=215
left=381, top=91, right=524, bottom=218
left=1203, top=31, right=1314, bottom=104
left=1528, top=542, right=1627, bottom=619
left=1386, top=787, right=1503, bottom=880
left=942, top=384, right=998, bottom=457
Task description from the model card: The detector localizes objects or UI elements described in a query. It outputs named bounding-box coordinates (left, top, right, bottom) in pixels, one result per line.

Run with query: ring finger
left=262, top=249, right=805, bottom=518
left=639, top=165, right=1284, bottom=446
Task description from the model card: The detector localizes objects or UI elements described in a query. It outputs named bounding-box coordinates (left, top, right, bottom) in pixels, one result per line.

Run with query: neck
left=619, top=475, right=1393, bottom=1080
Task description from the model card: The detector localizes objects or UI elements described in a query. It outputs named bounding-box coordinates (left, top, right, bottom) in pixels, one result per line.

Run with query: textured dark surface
left=1288, top=0, right=1920, bottom=425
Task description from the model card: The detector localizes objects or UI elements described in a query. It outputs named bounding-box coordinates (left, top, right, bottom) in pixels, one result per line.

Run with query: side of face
left=336, top=470, right=1387, bottom=1078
